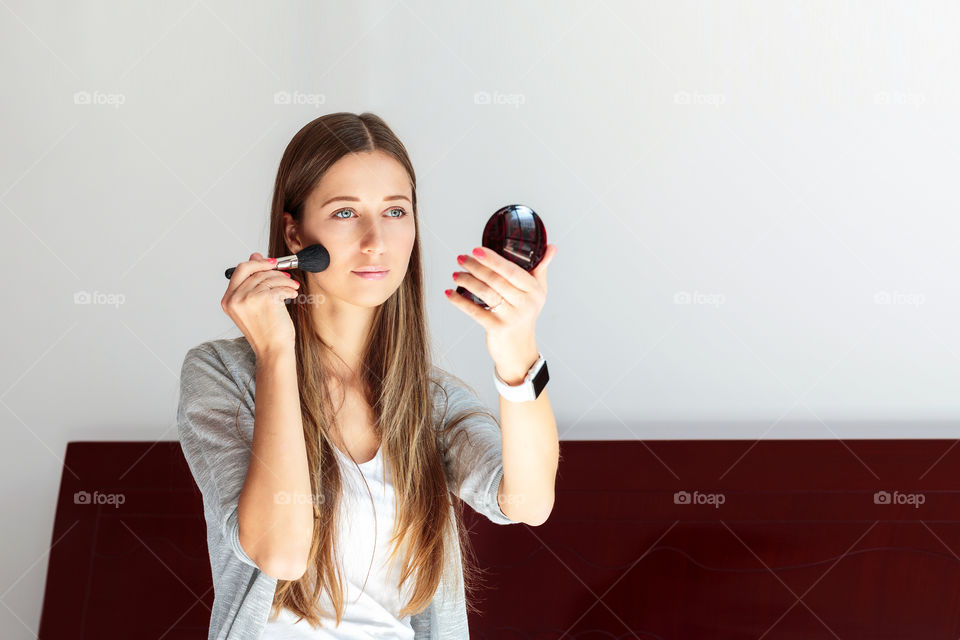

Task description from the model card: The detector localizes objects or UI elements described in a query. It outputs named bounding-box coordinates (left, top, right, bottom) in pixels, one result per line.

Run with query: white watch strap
left=492, top=353, right=545, bottom=402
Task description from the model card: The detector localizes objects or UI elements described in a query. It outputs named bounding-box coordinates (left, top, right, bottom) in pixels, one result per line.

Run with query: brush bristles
left=297, top=244, right=330, bottom=273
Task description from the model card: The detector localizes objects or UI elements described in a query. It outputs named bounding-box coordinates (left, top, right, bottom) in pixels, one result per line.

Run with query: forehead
left=311, top=150, right=411, bottom=202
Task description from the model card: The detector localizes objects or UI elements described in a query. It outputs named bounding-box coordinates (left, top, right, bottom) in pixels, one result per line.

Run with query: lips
left=352, top=269, right=389, bottom=280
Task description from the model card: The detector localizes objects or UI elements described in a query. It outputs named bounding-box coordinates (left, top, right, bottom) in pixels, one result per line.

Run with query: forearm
left=237, top=345, right=313, bottom=579
left=495, top=343, right=559, bottom=526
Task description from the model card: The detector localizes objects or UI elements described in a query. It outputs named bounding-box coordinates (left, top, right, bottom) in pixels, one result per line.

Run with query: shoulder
left=428, top=363, right=489, bottom=416
left=189, top=335, right=255, bottom=365
left=180, top=336, right=256, bottom=388
left=428, top=363, right=472, bottom=389
left=428, top=364, right=461, bottom=402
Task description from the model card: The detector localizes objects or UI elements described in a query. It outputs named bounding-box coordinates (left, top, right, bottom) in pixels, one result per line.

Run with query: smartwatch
left=493, top=353, right=549, bottom=402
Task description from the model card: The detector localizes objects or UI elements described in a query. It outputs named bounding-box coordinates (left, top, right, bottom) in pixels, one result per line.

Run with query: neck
left=306, top=287, right=375, bottom=380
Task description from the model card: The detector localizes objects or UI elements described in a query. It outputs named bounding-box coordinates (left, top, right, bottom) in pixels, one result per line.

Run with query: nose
left=359, top=217, right=386, bottom=254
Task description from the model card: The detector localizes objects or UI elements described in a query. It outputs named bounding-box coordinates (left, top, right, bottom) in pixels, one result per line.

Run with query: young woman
left=177, top=112, right=559, bottom=639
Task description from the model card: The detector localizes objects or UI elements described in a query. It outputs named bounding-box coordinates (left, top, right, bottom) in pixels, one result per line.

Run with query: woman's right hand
left=221, top=252, right=300, bottom=358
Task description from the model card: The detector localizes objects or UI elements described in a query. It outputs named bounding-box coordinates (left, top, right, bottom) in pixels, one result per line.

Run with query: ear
left=282, top=212, right=301, bottom=253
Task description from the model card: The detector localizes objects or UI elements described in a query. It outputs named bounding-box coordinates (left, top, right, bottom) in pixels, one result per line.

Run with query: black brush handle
left=224, top=265, right=279, bottom=279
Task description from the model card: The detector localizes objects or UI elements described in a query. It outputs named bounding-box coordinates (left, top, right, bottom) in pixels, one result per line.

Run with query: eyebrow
left=321, top=194, right=412, bottom=208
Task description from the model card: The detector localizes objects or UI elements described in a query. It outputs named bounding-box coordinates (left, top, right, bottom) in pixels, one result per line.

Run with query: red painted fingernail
left=444, top=289, right=453, bottom=297
left=452, top=271, right=459, bottom=280
left=457, top=255, right=467, bottom=265
left=268, top=257, right=277, bottom=263
left=283, top=271, right=291, bottom=277
left=472, top=248, right=485, bottom=258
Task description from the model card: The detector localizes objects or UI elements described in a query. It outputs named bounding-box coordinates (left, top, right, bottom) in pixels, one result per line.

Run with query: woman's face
left=285, top=150, right=417, bottom=308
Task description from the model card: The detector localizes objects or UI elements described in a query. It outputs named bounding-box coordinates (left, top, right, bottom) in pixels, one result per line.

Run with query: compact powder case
left=456, top=203, right=547, bottom=309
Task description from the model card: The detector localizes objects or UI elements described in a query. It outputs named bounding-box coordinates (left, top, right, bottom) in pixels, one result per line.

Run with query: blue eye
left=332, top=207, right=409, bottom=219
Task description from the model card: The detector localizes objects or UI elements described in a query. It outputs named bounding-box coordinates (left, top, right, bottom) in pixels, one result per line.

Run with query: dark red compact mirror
left=456, top=203, right=547, bottom=309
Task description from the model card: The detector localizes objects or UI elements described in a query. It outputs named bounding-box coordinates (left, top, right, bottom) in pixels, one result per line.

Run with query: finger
left=470, top=247, right=536, bottom=293
left=225, top=254, right=278, bottom=296
left=453, top=271, right=511, bottom=309
left=240, top=269, right=300, bottom=297
left=229, top=253, right=273, bottom=287
left=223, top=269, right=298, bottom=316
left=458, top=254, right=524, bottom=305
left=445, top=287, right=495, bottom=329
left=256, top=277, right=301, bottom=305
left=531, top=244, right=557, bottom=288
left=267, top=281, right=301, bottom=304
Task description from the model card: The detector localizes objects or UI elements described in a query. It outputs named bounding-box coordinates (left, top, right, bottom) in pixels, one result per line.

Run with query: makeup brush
left=224, top=244, right=330, bottom=279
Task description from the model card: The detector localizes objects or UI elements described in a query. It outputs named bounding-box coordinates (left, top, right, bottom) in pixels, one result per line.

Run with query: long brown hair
left=234, top=112, right=493, bottom=627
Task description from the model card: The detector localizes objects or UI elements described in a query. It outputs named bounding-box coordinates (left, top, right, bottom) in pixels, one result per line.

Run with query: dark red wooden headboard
left=40, top=440, right=960, bottom=639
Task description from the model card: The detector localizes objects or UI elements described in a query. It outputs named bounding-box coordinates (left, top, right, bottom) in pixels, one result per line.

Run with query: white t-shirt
left=261, top=443, right=415, bottom=639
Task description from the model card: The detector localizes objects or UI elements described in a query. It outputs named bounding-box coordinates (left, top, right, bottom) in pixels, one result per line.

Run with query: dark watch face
left=532, top=361, right=549, bottom=398
left=456, top=204, right=547, bottom=309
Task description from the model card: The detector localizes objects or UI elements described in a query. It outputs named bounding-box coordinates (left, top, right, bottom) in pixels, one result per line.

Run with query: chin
left=345, top=287, right=400, bottom=309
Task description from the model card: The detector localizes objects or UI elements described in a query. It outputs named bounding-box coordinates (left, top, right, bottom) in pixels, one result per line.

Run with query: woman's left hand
left=446, top=244, right=558, bottom=379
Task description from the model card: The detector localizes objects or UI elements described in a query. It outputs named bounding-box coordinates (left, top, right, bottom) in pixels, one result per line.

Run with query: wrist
left=255, top=342, right=296, bottom=366
left=494, top=346, right=540, bottom=386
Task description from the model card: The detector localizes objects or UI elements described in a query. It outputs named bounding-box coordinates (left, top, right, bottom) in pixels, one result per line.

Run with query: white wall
left=3, top=1, right=960, bottom=636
